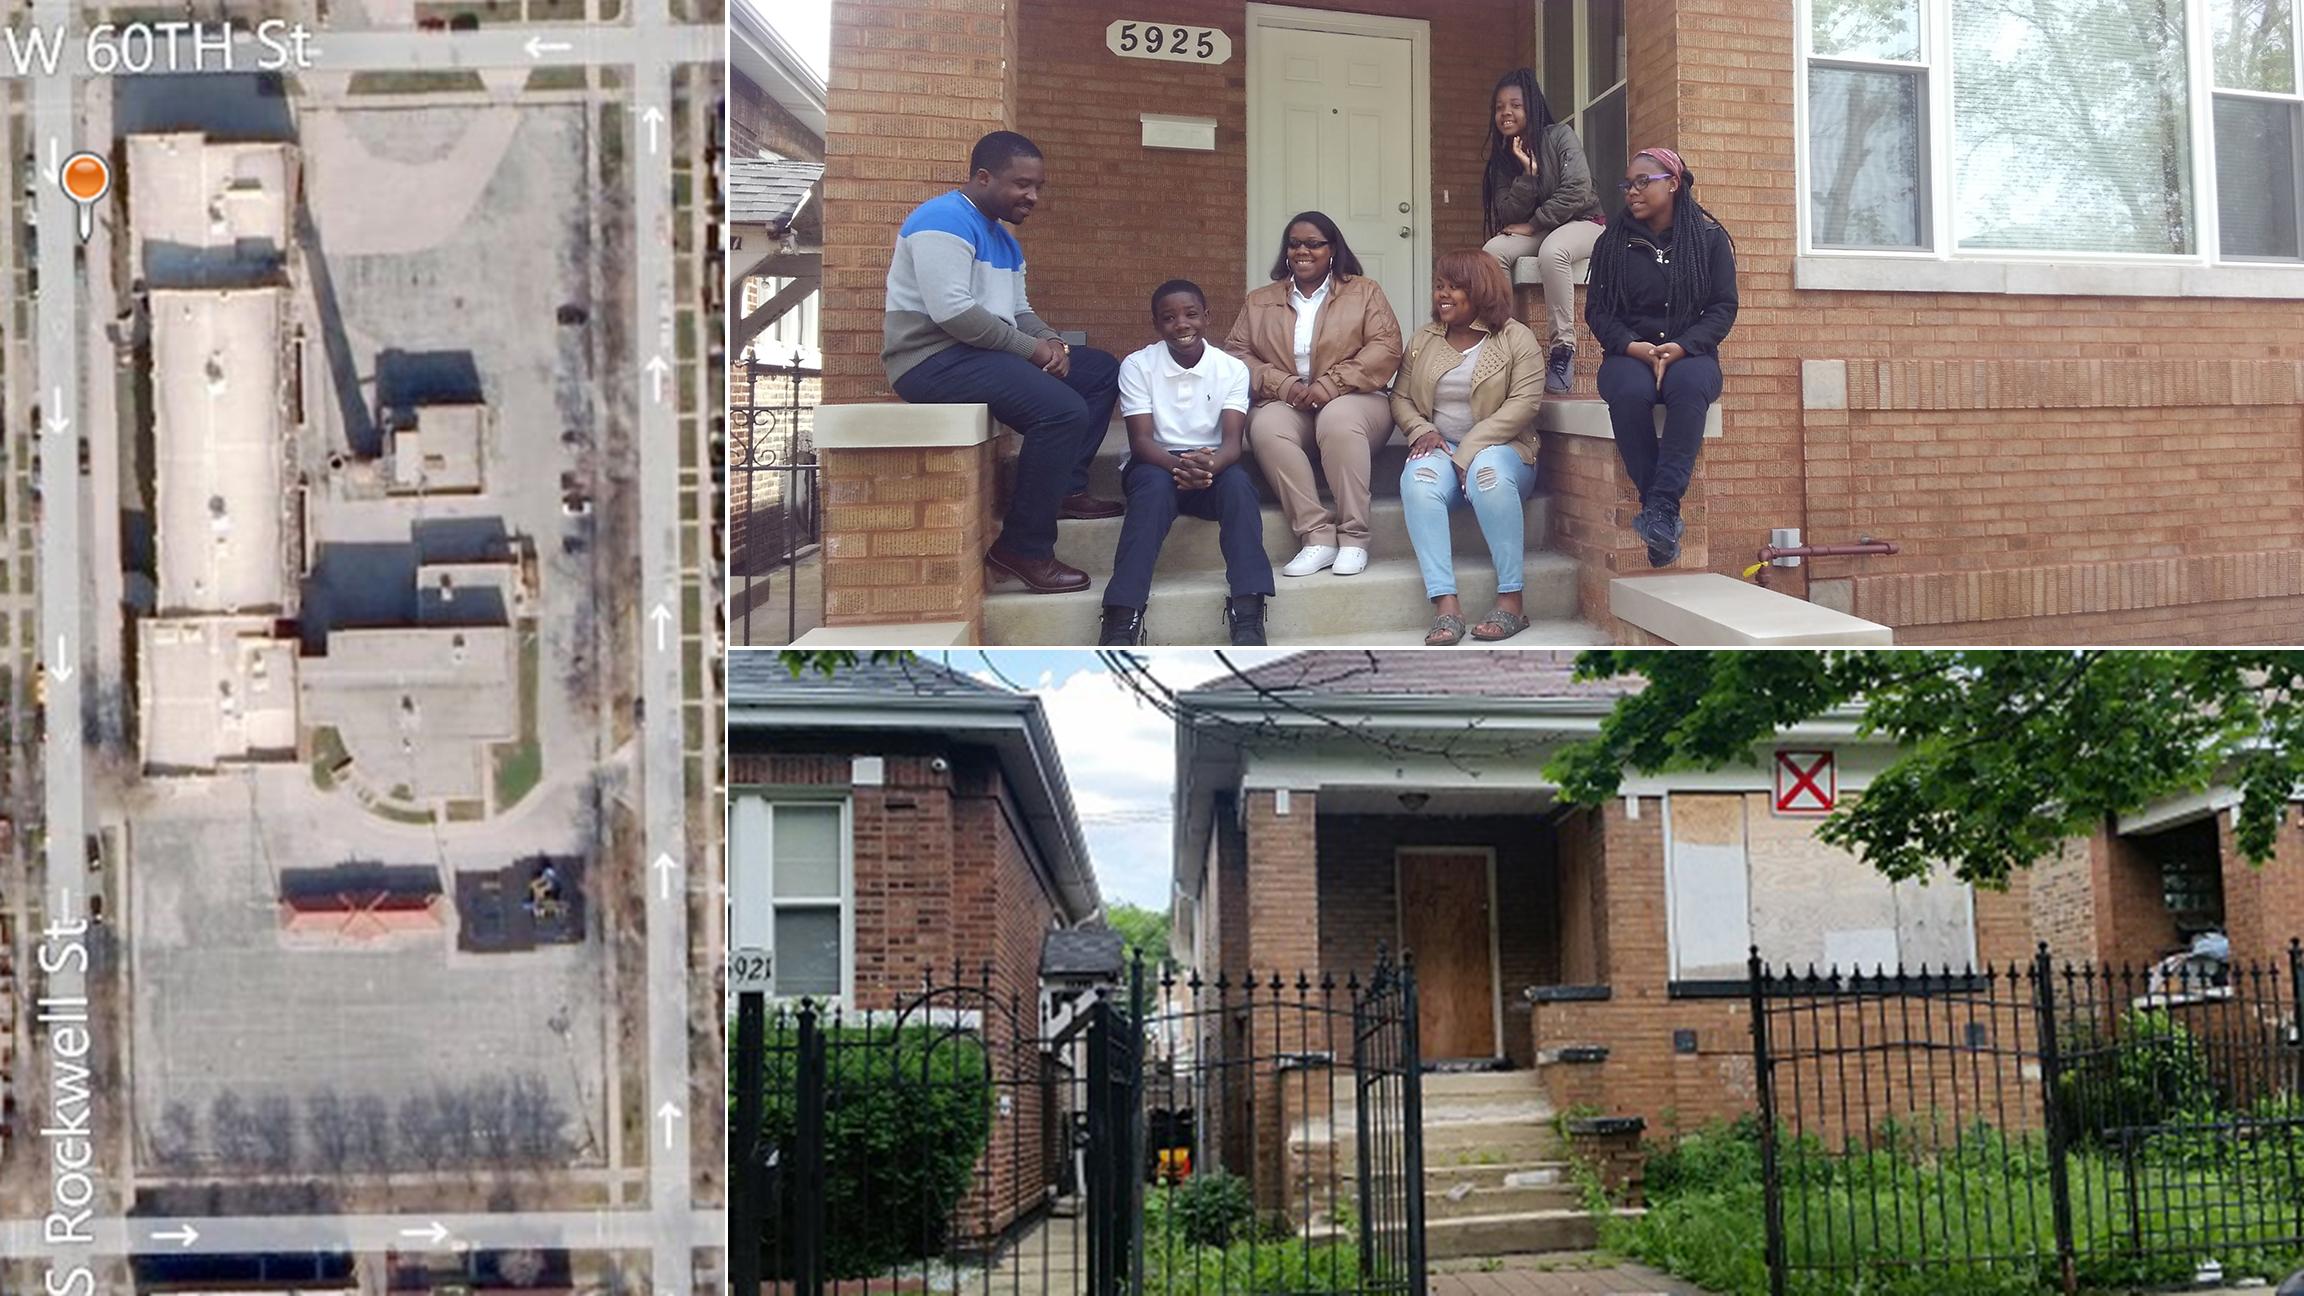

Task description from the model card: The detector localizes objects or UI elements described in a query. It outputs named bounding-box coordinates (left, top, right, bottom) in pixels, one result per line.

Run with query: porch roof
left=1185, top=650, right=1639, bottom=701
left=729, top=655, right=1102, bottom=924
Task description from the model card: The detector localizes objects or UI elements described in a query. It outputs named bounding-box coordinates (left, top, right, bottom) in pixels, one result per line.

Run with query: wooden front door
left=1396, top=848, right=1498, bottom=1061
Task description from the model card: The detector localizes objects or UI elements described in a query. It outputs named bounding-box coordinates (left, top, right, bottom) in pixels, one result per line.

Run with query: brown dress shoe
left=1058, top=491, right=1124, bottom=520
left=985, top=544, right=1090, bottom=594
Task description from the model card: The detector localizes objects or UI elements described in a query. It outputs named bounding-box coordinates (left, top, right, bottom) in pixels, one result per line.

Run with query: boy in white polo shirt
left=1101, top=280, right=1272, bottom=646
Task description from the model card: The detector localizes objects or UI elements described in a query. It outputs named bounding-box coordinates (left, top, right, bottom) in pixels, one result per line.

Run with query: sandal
left=1471, top=607, right=1531, bottom=641
left=1423, top=613, right=1467, bottom=646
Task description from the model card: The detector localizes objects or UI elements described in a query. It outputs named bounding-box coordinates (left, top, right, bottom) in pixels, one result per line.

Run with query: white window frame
left=1793, top=0, right=2304, bottom=297
left=741, top=274, right=822, bottom=369
left=731, top=790, right=854, bottom=1003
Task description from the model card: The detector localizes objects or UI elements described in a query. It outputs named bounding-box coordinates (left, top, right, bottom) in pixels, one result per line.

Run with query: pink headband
left=1635, top=147, right=1687, bottom=180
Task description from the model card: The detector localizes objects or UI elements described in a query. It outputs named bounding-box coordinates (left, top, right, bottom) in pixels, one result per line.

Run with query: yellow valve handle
left=1742, top=562, right=1768, bottom=580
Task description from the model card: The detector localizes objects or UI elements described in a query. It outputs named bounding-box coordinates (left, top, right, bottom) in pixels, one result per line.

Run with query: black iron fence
left=1750, top=942, right=2304, bottom=1296
left=732, top=958, right=1427, bottom=1296
left=730, top=352, right=820, bottom=646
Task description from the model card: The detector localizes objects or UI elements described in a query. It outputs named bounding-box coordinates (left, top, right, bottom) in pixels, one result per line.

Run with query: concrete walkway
left=1429, top=1254, right=1717, bottom=1296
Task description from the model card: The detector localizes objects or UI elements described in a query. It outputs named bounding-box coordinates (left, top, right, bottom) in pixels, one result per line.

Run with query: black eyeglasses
left=1285, top=238, right=1331, bottom=251
left=1617, top=173, right=1671, bottom=194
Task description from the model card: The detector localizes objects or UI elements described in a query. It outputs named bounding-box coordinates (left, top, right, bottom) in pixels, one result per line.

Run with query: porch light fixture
left=1397, top=791, right=1429, bottom=813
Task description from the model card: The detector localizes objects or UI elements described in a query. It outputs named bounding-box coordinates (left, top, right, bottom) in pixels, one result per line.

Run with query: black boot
left=1224, top=594, right=1268, bottom=646
left=1098, top=605, right=1145, bottom=646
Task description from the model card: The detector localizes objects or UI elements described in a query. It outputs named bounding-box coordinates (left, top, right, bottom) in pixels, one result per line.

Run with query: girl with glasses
left=1480, top=68, right=1606, bottom=395
left=1586, top=148, right=1739, bottom=568
left=1222, top=210, right=1405, bottom=579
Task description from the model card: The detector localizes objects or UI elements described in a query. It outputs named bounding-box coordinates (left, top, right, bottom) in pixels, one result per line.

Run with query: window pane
left=775, top=908, right=842, bottom=997
left=1954, top=0, right=2193, bottom=254
left=1585, top=1, right=1625, bottom=99
left=1813, top=0, right=1920, bottom=62
left=1584, top=84, right=1629, bottom=219
left=1809, top=66, right=1927, bottom=247
left=773, top=803, right=841, bottom=898
left=2210, top=0, right=2296, bottom=92
left=2217, top=96, right=2303, bottom=258
left=1543, top=1, right=1576, bottom=117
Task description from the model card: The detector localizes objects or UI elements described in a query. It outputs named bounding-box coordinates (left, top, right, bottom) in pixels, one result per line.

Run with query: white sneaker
left=1333, top=547, right=1369, bottom=576
left=1282, top=544, right=1338, bottom=577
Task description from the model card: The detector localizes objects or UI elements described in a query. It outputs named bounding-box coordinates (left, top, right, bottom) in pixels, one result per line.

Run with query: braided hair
left=1589, top=152, right=1732, bottom=343
left=1480, top=68, right=1559, bottom=237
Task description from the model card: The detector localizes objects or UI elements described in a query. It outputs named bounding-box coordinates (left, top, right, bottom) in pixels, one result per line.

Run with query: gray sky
left=753, top=0, right=831, bottom=80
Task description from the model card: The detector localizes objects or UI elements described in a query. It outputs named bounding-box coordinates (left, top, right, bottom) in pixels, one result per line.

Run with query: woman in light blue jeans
left=1390, top=250, right=1546, bottom=645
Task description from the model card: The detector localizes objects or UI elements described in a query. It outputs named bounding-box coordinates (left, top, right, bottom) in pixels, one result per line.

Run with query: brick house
left=807, top=0, right=2304, bottom=646
left=1170, top=650, right=2304, bottom=1141
left=728, top=652, right=1107, bottom=1239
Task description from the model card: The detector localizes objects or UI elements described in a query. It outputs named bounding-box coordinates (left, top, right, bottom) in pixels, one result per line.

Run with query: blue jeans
left=1105, top=459, right=1274, bottom=611
left=891, top=343, right=1120, bottom=559
left=1597, top=351, right=1722, bottom=515
left=1398, top=443, right=1536, bottom=600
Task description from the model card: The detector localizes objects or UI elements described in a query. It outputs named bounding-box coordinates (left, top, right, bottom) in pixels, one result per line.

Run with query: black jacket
left=1585, top=218, right=1739, bottom=356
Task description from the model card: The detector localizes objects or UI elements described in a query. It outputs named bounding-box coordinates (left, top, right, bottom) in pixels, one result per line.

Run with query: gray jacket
left=1487, top=123, right=1603, bottom=238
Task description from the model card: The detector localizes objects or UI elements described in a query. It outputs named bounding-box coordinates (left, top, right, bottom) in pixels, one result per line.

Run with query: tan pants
left=1247, top=392, right=1396, bottom=548
left=1483, top=219, right=1604, bottom=351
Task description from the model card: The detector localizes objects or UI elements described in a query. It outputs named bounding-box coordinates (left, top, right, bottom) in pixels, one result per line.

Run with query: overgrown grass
left=1140, top=1180, right=1367, bottom=1296
left=490, top=624, right=543, bottom=810
left=309, top=725, right=349, bottom=790
left=1605, top=1114, right=2304, bottom=1296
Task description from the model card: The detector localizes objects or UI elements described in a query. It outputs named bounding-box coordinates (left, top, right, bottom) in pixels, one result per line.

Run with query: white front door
left=1246, top=5, right=1429, bottom=323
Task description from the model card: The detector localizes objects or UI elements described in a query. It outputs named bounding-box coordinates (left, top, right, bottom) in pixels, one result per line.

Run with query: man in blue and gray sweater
left=884, top=131, right=1121, bottom=595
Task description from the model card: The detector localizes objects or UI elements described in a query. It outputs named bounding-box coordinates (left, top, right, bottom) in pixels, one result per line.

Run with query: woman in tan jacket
left=1392, top=250, right=1545, bottom=644
left=1222, top=211, right=1403, bottom=577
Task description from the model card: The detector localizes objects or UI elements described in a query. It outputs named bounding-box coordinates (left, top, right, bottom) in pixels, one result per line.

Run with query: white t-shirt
left=1289, top=275, right=1332, bottom=380
left=1432, top=337, right=1486, bottom=443
left=1117, top=341, right=1252, bottom=452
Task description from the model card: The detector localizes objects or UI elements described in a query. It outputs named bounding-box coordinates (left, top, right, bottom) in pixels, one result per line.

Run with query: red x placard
left=1774, top=750, right=1836, bottom=814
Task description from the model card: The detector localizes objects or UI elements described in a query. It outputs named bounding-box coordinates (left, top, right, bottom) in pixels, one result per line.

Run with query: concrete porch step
left=1050, top=495, right=1556, bottom=580
left=1426, top=1182, right=1585, bottom=1222
left=1424, top=1209, right=1606, bottom=1259
left=983, top=552, right=1587, bottom=647
left=1425, top=1160, right=1577, bottom=1191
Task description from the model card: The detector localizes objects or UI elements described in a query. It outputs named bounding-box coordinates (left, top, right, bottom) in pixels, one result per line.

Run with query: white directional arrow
left=52, top=637, right=73, bottom=682
left=652, top=852, right=678, bottom=900
left=657, top=1101, right=682, bottom=1149
left=41, top=138, right=58, bottom=185
left=150, top=1224, right=199, bottom=1249
left=398, top=1220, right=450, bottom=1246
left=524, top=34, right=571, bottom=59
left=649, top=602, right=672, bottom=652
left=47, top=386, right=68, bottom=434
left=644, top=353, right=670, bottom=405
left=641, top=105, right=665, bottom=156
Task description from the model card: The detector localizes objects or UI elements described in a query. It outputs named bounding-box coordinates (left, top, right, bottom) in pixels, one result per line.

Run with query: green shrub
left=1141, top=1187, right=1363, bottom=1296
left=1167, top=1171, right=1256, bottom=1248
left=2056, top=1008, right=2213, bottom=1150
left=746, top=1023, right=993, bottom=1280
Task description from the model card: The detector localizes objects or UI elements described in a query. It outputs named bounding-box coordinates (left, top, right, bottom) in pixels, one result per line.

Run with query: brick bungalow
left=1170, top=650, right=2304, bottom=1138
left=727, top=652, right=1107, bottom=1239
left=808, top=0, right=2304, bottom=646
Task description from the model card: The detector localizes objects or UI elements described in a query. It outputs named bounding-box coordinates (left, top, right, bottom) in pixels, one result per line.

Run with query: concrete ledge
left=1512, top=254, right=1592, bottom=287
left=1611, top=572, right=1894, bottom=646
left=1538, top=397, right=1722, bottom=440
left=1797, top=254, right=2304, bottom=301
left=814, top=402, right=992, bottom=450
left=789, top=621, right=974, bottom=648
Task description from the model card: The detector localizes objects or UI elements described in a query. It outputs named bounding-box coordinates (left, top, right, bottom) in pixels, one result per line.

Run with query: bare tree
left=307, top=1089, right=354, bottom=1172
left=252, top=1094, right=299, bottom=1174
left=350, top=1093, right=394, bottom=1177
left=398, top=1093, right=448, bottom=1176
left=509, top=1072, right=568, bottom=1166
left=211, top=1092, right=261, bottom=1171
left=152, top=1101, right=202, bottom=1172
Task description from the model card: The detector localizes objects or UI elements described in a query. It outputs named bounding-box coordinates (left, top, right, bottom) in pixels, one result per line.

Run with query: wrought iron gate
left=729, top=352, right=819, bottom=646
left=734, top=957, right=1427, bottom=1296
left=1750, top=942, right=2304, bottom=1296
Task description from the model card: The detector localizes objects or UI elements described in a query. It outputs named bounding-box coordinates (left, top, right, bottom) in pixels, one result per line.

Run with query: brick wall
left=732, top=71, right=825, bottom=163
left=2219, top=804, right=2304, bottom=971
left=2029, top=834, right=2101, bottom=967
left=1314, top=813, right=1557, bottom=1068
left=1008, top=0, right=1530, bottom=358
left=823, top=0, right=1017, bottom=403
left=820, top=438, right=1007, bottom=629
left=1657, top=0, right=2304, bottom=643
